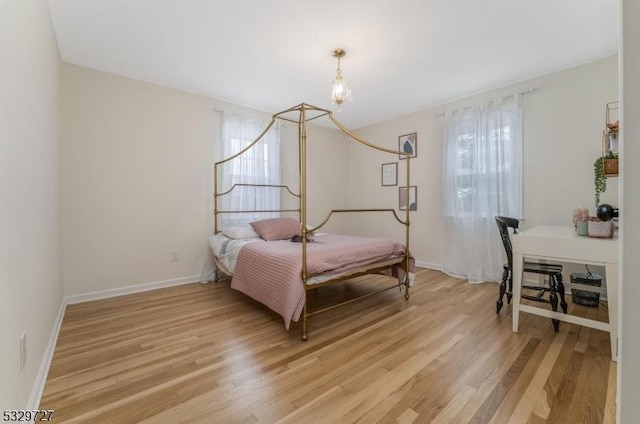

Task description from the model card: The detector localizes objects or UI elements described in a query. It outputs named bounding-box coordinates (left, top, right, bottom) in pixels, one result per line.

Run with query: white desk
left=512, top=225, right=619, bottom=362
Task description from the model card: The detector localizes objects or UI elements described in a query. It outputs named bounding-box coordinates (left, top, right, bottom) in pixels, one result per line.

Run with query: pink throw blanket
left=230, top=234, right=411, bottom=329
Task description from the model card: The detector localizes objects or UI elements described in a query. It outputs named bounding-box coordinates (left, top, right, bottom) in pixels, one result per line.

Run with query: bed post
left=300, top=105, right=309, bottom=341
left=404, top=156, right=411, bottom=299
left=213, top=163, right=220, bottom=282
left=326, top=112, right=413, bottom=299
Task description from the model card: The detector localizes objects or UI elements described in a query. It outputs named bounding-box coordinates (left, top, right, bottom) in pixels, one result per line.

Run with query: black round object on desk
left=596, top=204, right=618, bottom=221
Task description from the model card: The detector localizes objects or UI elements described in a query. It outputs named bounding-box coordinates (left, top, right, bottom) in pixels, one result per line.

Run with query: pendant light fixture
left=331, top=49, right=352, bottom=110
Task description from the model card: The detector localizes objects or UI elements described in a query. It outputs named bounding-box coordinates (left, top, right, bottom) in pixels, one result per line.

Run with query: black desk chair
left=495, top=216, right=568, bottom=332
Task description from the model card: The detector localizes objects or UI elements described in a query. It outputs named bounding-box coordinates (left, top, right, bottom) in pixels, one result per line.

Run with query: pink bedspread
left=230, top=234, right=411, bottom=329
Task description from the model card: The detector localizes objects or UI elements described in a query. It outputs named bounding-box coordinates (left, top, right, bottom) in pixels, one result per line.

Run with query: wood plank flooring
left=40, top=268, right=616, bottom=423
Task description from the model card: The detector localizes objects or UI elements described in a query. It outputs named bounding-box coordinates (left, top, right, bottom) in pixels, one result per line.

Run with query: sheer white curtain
left=219, top=112, right=281, bottom=228
left=201, top=111, right=280, bottom=282
left=442, top=94, right=523, bottom=283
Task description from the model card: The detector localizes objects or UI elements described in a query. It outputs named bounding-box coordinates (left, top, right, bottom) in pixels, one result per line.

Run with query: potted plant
left=603, top=152, right=619, bottom=176
left=594, top=156, right=608, bottom=206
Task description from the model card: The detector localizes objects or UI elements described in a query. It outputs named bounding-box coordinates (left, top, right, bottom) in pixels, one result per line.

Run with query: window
left=443, top=97, right=523, bottom=219
left=441, top=95, right=523, bottom=283
left=219, top=112, right=280, bottom=227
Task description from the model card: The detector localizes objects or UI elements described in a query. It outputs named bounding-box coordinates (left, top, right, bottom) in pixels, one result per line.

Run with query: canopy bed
left=212, top=103, right=414, bottom=340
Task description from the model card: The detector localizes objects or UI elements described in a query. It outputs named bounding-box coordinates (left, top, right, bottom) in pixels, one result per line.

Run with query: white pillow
left=221, top=226, right=260, bottom=239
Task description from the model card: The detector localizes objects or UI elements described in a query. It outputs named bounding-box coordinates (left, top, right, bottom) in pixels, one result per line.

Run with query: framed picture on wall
left=381, top=162, right=398, bottom=186
left=398, top=132, right=417, bottom=159
left=399, top=186, right=417, bottom=211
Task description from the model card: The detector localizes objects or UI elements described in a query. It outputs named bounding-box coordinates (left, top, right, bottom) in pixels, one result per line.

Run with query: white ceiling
left=48, top=0, right=618, bottom=129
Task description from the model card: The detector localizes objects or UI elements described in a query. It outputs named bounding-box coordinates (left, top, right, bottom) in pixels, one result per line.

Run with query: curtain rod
left=433, top=87, right=535, bottom=118
left=212, top=107, right=293, bottom=128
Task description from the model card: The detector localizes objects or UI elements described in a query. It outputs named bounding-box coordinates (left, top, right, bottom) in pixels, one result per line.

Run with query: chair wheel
left=496, top=300, right=503, bottom=314
left=552, top=319, right=560, bottom=332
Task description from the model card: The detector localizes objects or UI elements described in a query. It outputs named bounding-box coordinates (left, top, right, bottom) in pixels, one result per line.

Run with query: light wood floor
left=40, top=268, right=616, bottom=423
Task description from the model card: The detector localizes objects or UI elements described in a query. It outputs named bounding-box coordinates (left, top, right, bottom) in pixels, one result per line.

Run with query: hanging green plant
left=594, top=156, right=607, bottom=206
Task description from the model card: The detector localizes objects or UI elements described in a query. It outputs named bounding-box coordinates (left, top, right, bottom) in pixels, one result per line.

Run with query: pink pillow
left=250, top=217, right=301, bottom=241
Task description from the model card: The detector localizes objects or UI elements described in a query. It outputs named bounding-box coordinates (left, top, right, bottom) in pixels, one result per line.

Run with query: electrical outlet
left=169, top=250, right=179, bottom=262
left=19, top=332, right=27, bottom=370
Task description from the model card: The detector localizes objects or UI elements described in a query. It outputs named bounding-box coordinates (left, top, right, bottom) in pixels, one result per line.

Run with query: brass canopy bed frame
left=213, top=103, right=412, bottom=340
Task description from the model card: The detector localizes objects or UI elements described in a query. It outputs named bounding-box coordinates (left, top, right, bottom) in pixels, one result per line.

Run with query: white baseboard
left=415, top=260, right=442, bottom=271
left=28, top=274, right=201, bottom=409
left=65, top=275, right=201, bottom=305
left=27, top=300, right=66, bottom=410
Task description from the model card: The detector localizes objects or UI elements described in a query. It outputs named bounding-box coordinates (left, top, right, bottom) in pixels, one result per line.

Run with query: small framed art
left=399, top=186, right=417, bottom=211
left=398, top=132, right=417, bottom=159
left=381, top=162, right=398, bottom=186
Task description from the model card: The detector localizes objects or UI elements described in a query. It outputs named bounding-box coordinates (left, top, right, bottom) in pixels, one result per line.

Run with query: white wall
left=0, top=0, right=63, bottom=408
left=349, top=56, right=618, bottom=270
left=620, top=0, right=639, bottom=420
left=281, top=122, right=350, bottom=233
left=517, top=56, right=619, bottom=225
left=61, top=64, right=217, bottom=295
left=348, top=111, right=445, bottom=268
left=61, top=66, right=349, bottom=296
